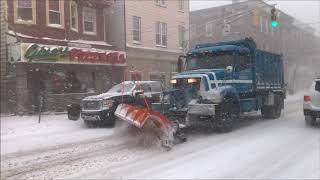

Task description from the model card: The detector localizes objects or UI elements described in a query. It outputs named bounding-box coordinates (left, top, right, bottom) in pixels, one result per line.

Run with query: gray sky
left=190, top=0, right=320, bottom=31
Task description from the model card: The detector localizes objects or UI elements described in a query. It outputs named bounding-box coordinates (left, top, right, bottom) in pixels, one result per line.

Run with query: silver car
left=303, top=78, right=320, bottom=126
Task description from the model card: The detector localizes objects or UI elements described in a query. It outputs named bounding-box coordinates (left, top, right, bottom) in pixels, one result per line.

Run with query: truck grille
left=82, top=100, right=101, bottom=110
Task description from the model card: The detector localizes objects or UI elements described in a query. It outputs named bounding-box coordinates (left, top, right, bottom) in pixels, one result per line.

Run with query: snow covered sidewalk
left=1, top=114, right=113, bottom=155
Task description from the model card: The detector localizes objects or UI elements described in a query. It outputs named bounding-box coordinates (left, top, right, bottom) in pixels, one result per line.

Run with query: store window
left=133, top=16, right=141, bottom=42
left=46, top=0, right=64, bottom=27
left=51, top=71, right=95, bottom=94
left=83, top=7, right=96, bottom=34
left=70, top=1, right=78, bottom=31
left=156, top=22, right=167, bottom=46
left=14, top=0, right=36, bottom=24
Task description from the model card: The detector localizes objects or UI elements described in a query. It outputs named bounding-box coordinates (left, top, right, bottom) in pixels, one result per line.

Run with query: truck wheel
left=262, top=95, right=282, bottom=119
left=84, top=120, right=93, bottom=128
left=305, top=115, right=316, bottom=126
left=85, top=121, right=98, bottom=128
left=216, top=99, right=236, bottom=133
left=68, top=114, right=79, bottom=121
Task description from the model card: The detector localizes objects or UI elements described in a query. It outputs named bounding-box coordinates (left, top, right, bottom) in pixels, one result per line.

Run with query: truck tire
left=84, top=120, right=98, bottom=128
left=100, top=115, right=116, bottom=127
left=261, top=95, right=282, bottom=119
left=216, top=99, right=238, bottom=133
left=68, top=114, right=80, bottom=121
left=305, top=115, right=316, bottom=126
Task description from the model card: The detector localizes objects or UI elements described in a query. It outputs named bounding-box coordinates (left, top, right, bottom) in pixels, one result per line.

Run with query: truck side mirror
left=177, top=56, right=186, bottom=73
left=225, top=66, right=233, bottom=74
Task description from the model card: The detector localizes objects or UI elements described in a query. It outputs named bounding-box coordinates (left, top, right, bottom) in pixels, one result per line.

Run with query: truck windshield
left=186, top=54, right=234, bottom=70
left=107, top=83, right=134, bottom=93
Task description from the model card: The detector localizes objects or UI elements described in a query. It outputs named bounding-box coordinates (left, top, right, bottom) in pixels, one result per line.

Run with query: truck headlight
left=170, top=79, right=177, bottom=84
left=102, top=99, right=114, bottom=108
left=188, top=78, right=197, bottom=83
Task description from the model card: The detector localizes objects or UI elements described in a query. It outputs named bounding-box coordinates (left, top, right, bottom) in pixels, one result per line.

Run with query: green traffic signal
left=271, top=20, right=278, bottom=27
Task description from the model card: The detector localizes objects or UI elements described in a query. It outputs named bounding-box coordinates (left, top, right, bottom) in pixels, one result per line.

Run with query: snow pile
left=113, top=120, right=163, bottom=149
left=1, top=114, right=113, bottom=155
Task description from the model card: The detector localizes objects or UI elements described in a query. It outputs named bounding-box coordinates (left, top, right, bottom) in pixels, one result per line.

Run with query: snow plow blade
left=114, top=104, right=175, bottom=149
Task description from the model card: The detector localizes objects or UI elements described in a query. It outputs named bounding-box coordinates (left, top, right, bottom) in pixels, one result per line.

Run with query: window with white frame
left=83, top=7, right=96, bottom=34
left=155, top=0, right=166, bottom=7
left=47, top=0, right=64, bottom=27
left=70, top=1, right=78, bottom=31
left=265, top=19, right=269, bottom=35
left=178, top=25, right=186, bottom=48
left=14, top=0, right=36, bottom=24
left=206, top=22, right=213, bottom=37
left=178, top=0, right=184, bottom=11
left=259, top=16, right=263, bottom=33
left=133, top=16, right=141, bottom=42
left=156, top=22, right=167, bottom=46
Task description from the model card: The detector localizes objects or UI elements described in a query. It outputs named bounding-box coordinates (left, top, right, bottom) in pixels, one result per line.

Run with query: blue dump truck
left=164, top=37, right=286, bottom=132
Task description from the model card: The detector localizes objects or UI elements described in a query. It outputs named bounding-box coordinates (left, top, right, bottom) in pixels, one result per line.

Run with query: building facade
left=0, top=0, right=8, bottom=114
left=190, top=0, right=320, bottom=92
left=3, top=0, right=126, bottom=114
left=107, top=0, right=190, bottom=85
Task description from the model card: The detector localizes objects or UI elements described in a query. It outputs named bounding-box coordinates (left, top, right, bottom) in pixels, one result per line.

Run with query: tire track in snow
left=1, top=138, right=126, bottom=179
left=74, top=101, right=303, bottom=179
left=1, top=98, right=303, bottom=179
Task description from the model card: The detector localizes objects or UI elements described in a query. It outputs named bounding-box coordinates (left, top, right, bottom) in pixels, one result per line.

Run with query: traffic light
left=271, top=8, right=278, bottom=27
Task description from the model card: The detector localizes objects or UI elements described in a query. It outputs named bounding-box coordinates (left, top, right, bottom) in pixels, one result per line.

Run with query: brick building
left=107, top=0, right=190, bottom=85
left=0, top=0, right=8, bottom=113
left=3, top=0, right=126, bottom=114
left=190, top=0, right=320, bottom=92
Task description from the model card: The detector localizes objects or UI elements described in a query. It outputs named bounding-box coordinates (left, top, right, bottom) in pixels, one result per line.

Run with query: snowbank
left=1, top=114, right=113, bottom=155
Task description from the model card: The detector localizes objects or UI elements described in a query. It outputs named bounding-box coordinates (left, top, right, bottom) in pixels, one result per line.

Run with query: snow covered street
left=1, top=96, right=319, bottom=179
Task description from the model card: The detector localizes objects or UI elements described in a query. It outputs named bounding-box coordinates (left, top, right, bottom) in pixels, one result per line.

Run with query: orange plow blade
left=114, top=104, right=175, bottom=149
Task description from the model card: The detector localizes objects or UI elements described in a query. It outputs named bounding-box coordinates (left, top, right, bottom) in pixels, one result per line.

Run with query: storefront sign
left=20, top=43, right=126, bottom=65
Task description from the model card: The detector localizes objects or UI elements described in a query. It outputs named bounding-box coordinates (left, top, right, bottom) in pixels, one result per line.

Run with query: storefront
left=10, top=43, right=126, bottom=113
left=125, top=46, right=181, bottom=87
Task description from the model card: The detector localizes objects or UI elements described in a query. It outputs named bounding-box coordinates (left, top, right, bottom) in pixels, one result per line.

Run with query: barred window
left=133, top=16, right=141, bottom=42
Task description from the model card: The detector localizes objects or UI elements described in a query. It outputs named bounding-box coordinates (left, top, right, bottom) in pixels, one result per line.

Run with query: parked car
left=303, top=78, right=320, bottom=126
left=67, top=81, right=163, bottom=127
